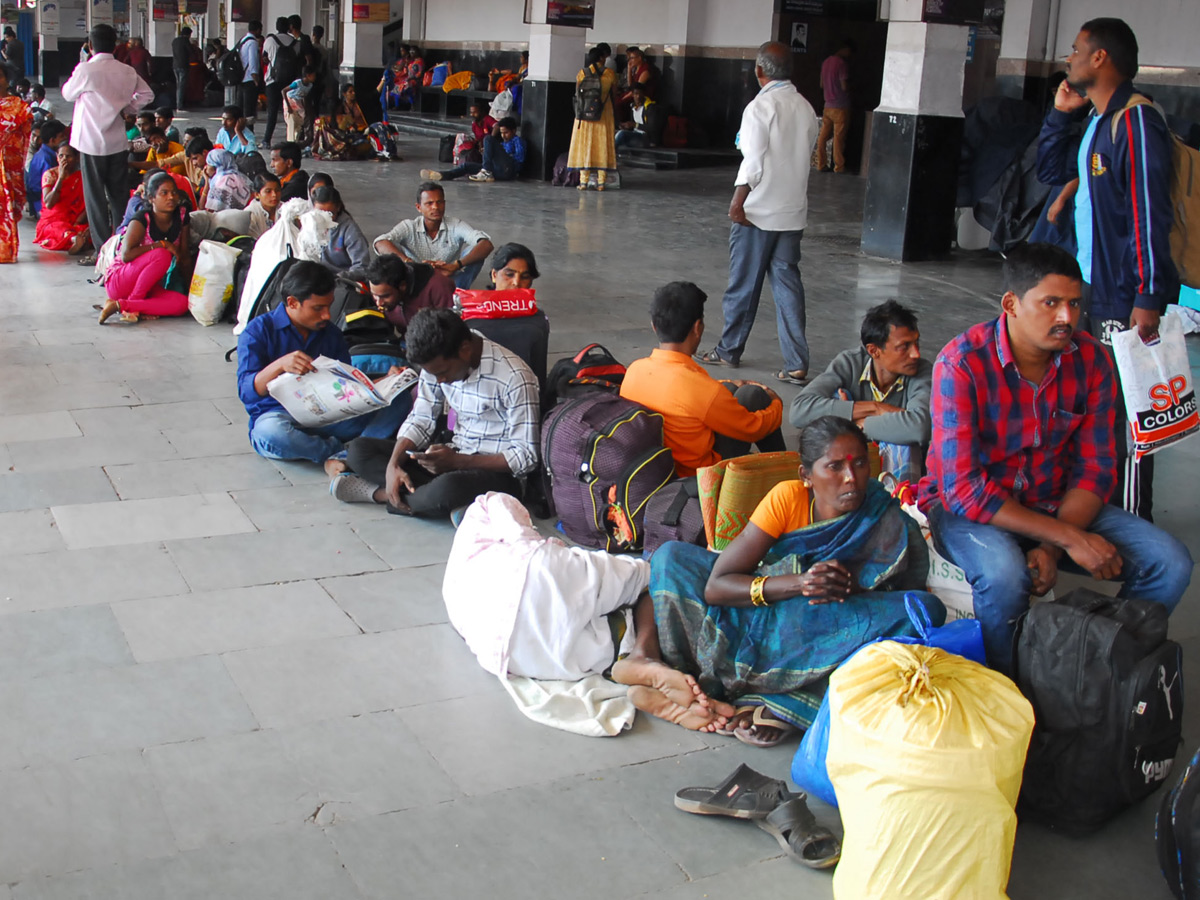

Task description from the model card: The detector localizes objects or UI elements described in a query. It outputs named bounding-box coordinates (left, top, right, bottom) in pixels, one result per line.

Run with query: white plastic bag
left=233, top=198, right=308, bottom=334
left=295, top=208, right=337, bottom=262
left=1111, top=308, right=1200, bottom=460
left=188, top=240, right=243, bottom=326
left=489, top=88, right=514, bottom=119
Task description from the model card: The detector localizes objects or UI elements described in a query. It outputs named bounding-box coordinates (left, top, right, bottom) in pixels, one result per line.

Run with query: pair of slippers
left=674, top=763, right=840, bottom=869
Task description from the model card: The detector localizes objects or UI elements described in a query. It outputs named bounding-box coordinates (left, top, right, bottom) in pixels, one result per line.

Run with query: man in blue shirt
left=214, top=105, right=257, bottom=154
left=236, top=261, right=409, bottom=471
left=421, top=116, right=525, bottom=183
left=26, top=120, right=69, bottom=216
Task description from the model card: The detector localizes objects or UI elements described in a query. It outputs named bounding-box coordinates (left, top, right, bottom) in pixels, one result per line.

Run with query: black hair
left=301, top=65, right=316, bottom=77
left=15, top=78, right=30, bottom=92
left=3, top=27, right=13, bottom=37
left=271, top=141, right=302, bottom=168
left=496, top=116, right=518, bottom=131
left=1002, top=242, right=1083, bottom=297
left=406, top=309, right=472, bottom=367
left=1081, top=17, right=1139, bottom=80
left=310, top=185, right=342, bottom=210
left=32, top=83, right=45, bottom=98
left=307, top=171, right=333, bottom=192
left=180, top=26, right=192, bottom=36
left=275, top=17, right=290, bottom=32
left=415, top=180, right=444, bottom=203
left=627, top=46, right=643, bottom=56
left=188, top=140, right=213, bottom=157
left=521, top=50, right=528, bottom=60
left=183, top=125, right=208, bottom=142
left=596, top=42, right=612, bottom=56
left=136, top=109, right=155, bottom=122
left=90, top=24, right=117, bottom=53
left=145, top=171, right=177, bottom=200
left=282, top=260, right=336, bottom=304
left=312, top=25, right=324, bottom=39
left=146, top=126, right=166, bottom=139
left=585, top=47, right=604, bottom=67
left=799, top=416, right=867, bottom=472
left=860, top=300, right=919, bottom=350
left=409, top=46, right=421, bottom=56
left=650, top=281, right=706, bottom=343
left=339, top=82, right=355, bottom=97
left=254, top=172, right=282, bottom=191
left=39, top=119, right=67, bottom=144
left=490, top=243, right=539, bottom=281
left=631, top=83, right=647, bottom=94
left=222, top=104, right=243, bottom=119
left=155, top=106, right=174, bottom=119
left=366, top=254, right=408, bottom=290
left=248, top=20, right=263, bottom=32
left=143, top=167, right=165, bottom=184
left=288, top=14, right=303, bottom=29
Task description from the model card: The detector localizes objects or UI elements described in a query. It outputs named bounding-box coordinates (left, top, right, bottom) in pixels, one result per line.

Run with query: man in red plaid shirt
left=918, top=243, right=1191, bottom=672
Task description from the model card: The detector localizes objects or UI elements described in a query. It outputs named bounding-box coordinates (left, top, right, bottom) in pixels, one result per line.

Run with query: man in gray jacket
left=790, top=300, right=931, bottom=476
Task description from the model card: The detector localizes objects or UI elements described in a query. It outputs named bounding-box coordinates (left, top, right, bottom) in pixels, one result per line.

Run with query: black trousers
left=79, top=151, right=129, bottom=246
left=264, top=82, right=284, bottom=145
left=174, top=67, right=188, bottom=110
left=346, top=438, right=522, bottom=519
left=238, top=81, right=259, bottom=125
left=711, top=383, right=789, bottom=460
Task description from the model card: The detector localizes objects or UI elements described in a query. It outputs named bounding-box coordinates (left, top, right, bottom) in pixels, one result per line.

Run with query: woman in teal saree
left=646, top=416, right=944, bottom=745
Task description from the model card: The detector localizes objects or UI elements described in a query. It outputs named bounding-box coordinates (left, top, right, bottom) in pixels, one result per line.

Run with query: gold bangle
left=749, top=576, right=768, bottom=607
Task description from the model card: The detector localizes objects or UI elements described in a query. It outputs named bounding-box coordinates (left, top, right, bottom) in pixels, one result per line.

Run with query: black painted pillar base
left=860, top=111, right=964, bottom=261
left=520, top=79, right=577, bottom=182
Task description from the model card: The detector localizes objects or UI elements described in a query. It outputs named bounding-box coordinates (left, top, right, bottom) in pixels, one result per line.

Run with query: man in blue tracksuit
left=1036, top=17, right=1178, bottom=521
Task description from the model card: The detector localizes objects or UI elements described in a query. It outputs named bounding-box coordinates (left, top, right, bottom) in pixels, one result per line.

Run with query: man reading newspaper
left=236, top=261, right=413, bottom=472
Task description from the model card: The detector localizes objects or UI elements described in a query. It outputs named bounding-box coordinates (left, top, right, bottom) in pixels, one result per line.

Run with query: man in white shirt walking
left=696, top=41, right=818, bottom=386
left=61, top=24, right=154, bottom=250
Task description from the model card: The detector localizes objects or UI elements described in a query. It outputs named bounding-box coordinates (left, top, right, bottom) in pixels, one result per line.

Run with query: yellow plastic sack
left=827, top=642, right=1034, bottom=900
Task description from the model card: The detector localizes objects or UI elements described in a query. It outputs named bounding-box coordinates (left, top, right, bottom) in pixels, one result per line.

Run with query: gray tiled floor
left=2, top=100, right=1198, bottom=899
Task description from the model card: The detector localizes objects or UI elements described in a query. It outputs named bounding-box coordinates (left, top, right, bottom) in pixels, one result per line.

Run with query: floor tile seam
left=312, top=579, right=369, bottom=637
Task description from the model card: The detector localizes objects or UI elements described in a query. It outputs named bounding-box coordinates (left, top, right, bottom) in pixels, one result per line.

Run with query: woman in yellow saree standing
left=567, top=47, right=617, bottom=191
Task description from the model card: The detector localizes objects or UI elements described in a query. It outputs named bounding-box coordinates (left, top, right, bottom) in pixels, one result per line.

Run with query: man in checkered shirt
left=333, top=308, right=540, bottom=521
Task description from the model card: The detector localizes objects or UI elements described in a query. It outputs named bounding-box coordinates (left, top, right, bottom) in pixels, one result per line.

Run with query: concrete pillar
left=995, top=0, right=1059, bottom=102
left=145, top=0, right=177, bottom=57
left=860, top=13, right=970, bottom=261
left=37, top=0, right=60, bottom=86
left=402, top=0, right=425, bottom=42
left=522, top=18, right=586, bottom=181
left=339, top=0, right=385, bottom=117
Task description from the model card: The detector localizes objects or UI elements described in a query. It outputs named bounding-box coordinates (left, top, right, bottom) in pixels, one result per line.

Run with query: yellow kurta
left=567, top=66, right=618, bottom=170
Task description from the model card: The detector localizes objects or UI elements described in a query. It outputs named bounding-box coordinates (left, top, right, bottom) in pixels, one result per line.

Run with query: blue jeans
left=249, top=393, right=412, bottom=464
left=928, top=501, right=1193, bottom=673
left=442, top=136, right=518, bottom=181
left=715, top=223, right=808, bottom=372
left=453, top=259, right=485, bottom=289
left=614, top=130, right=649, bottom=149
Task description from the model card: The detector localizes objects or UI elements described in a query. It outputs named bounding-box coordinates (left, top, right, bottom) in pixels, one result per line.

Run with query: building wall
left=424, top=0, right=527, bottom=44
left=685, top=0, right=775, bottom=49
left=1053, top=0, right=1198, bottom=69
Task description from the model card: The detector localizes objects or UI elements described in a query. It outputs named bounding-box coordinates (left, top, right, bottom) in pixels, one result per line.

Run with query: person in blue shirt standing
left=1036, top=17, right=1178, bottom=521
left=421, top=116, right=525, bottom=183
left=236, top=261, right=410, bottom=473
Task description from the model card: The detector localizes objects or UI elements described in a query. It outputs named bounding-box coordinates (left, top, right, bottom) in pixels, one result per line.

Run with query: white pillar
left=878, top=21, right=969, bottom=118
left=145, top=0, right=176, bottom=56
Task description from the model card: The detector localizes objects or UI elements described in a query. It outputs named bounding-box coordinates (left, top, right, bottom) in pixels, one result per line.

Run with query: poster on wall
left=542, top=1, right=595, bottom=28
left=230, top=0, right=261, bottom=24
left=151, top=0, right=176, bottom=21
left=790, top=22, right=808, bottom=53
left=40, top=0, right=59, bottom=35
left=921, top=0, right=985, bottom=26
left=186, top=0, right=207, bottom=13
left=91, top=0, right=113, bottom=26
left=352, top=2, right=388, bottom=23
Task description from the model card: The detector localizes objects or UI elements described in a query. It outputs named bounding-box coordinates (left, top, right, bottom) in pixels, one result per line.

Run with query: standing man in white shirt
left=61, top=24, right=154, bottom=251
left=236, top=21, right=264, bottom=128
left=262, top=17, right=297, bottom=146
left=696, top=41, right=818, bottom=386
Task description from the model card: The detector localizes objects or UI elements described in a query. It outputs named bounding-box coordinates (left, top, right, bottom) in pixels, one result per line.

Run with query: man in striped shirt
left=334, top=309, right=540, bottom=521
left=1037, top=17, right=1177, bottom=520
left=918, top=244, right=1191, bottom=673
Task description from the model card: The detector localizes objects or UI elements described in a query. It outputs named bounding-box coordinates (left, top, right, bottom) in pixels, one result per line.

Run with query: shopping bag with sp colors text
left=1110, top=308, right=1200, bottom=460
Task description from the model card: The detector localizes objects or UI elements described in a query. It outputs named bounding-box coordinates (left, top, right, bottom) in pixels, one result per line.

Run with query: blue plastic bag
left=430, top=63, right=450, bottom=87
left=791, top=592, right=985, bottom=808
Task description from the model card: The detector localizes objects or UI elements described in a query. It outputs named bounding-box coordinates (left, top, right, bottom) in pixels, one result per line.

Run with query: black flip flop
left=756, top=795, right=841, bottom=869
left=674, top=763, right=799, bottom=819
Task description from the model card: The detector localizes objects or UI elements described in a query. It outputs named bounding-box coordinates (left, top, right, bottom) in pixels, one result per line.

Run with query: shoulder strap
left=1109, top=93, right=1161, bottom=143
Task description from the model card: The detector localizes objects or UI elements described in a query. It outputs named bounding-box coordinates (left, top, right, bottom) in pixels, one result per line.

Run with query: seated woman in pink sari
left=99, top=173, right=192, bottom=324
left=34, top=144, right=90, bottom=254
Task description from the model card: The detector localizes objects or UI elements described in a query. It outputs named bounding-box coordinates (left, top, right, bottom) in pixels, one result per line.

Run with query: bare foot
left=323, top=458, right=347, bottom=478
left=627, top=686, right=728, bottom=732
left=97, top=300, right=120, bottom=324
left=611, top=655, right=701, bottom=709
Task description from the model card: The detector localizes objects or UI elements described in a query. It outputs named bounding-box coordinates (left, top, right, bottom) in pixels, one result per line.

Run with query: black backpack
left=1014, top=588, right=1184, bottom=834
left=544, top=343, right=626, bottom=408
left=641, top=477, right=703, bottom=555
left=1158, top=744, right=1200, bottom=899
left=438, top=133, right=454, bottom=164
left=268, top=34, right=300, bottom=85
left=217, top=36, right=249, bottom=86
left=574, top=68, right=604, bottom=121
left=236, top=150, right=267, bottom=180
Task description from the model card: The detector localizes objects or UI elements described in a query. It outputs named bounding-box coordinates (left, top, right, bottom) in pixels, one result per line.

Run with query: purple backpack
left=541, top=394, right=676, bottom=552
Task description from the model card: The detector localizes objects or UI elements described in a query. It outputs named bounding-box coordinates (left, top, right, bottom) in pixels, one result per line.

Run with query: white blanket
left=443, top=492, right=650, bottom=736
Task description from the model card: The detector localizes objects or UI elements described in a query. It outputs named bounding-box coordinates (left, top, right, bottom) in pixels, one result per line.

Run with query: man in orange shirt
left=621, top=281, right=786, bottom=476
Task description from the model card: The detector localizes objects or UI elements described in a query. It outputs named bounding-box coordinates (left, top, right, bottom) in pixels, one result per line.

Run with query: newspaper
left=267, top=356, right=418, bottom=427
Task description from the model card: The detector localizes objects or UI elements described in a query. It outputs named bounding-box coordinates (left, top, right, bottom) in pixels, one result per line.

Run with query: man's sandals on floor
left=673, top=763, right=840, bottom=869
